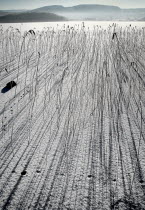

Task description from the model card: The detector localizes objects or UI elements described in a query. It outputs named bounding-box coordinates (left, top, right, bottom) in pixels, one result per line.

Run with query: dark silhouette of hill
left=0, top=10, right=28, bottom=17
left=0, top=12, right=66, bottom=23
left=0, top=11, right=9, bottom=17
left=0, top=9, right=28, bottom=13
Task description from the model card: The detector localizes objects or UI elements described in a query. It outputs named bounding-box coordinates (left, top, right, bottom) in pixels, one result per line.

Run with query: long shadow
left=1, top=81, right=17, bottom=93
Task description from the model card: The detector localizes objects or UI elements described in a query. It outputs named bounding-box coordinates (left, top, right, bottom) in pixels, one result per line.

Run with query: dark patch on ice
left=1, top=87, right=12, bottom=93
left=1, top=81, right=17, bottom=93
left=139, top=180, right=144, bottom=184
left=28, top=30, right=35, bottom=35
left=113, top=179, right=116, bottom=182
left=112, top=32, right=117, bottom=40
left=21, top=170, right=27, bottom=176
left=12, top=170, right=15, bottom=173
left=36, top=170, right=41, bottom=173
left=6, top=81, right=17, bottom=89
left=88, top=175, right=93, bottom=178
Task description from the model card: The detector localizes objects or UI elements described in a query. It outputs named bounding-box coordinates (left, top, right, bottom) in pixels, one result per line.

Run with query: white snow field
left=0, top=22, right=145, bottom=210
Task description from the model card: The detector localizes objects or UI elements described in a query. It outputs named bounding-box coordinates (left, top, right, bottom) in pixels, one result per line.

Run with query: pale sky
left=0, top=0, right=145, bottom=10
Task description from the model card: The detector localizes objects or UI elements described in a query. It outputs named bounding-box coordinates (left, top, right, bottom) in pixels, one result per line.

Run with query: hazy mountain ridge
left=0, top=4, right=145, bottom=22
left=0, top=12, right=66, bottom=23
left=32, top=4, right=121, bottom=13
left=0, top=13, right=8, bottom=17
left=32, top=4, right=145, bottom=21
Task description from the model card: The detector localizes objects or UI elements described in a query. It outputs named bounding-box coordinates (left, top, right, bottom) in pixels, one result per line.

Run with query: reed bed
left=0, top=23, right=145, bottom=210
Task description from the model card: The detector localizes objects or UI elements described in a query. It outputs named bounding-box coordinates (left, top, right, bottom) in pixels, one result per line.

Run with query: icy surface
left=0, top=22, right=145, bottom=209
left=1, top=21, right=145, bottom=33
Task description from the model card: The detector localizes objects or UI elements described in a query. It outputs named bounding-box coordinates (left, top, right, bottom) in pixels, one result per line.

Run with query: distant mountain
left=32, top=4, right=145, bottom=21
left=33, top=4, right=121, bottom=13
left=0, top=12, right=66, bottom=23
left=32, top=4, right=122, bottom=20
left=33, top=5, right=66, bottom=13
